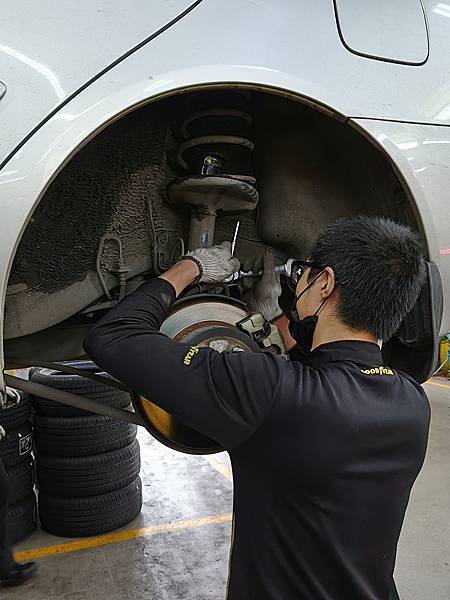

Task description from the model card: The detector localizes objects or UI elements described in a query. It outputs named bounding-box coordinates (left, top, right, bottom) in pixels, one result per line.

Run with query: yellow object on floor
left=439, top=336, right=449, bottom=376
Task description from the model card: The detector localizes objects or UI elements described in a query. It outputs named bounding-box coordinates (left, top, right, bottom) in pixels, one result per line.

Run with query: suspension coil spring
left=176, top=103, right=256, bottom=183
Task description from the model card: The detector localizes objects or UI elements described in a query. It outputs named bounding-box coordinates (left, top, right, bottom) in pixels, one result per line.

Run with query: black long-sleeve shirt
left=84, top=278, right=430, bottom=600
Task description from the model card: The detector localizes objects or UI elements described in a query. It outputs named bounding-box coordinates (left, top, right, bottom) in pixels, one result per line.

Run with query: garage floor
left=8, top=378, right=450, bottom=600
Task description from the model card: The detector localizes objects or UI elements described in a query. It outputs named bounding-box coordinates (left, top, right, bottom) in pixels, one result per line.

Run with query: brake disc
left=161, top=299, right=259, bottom=352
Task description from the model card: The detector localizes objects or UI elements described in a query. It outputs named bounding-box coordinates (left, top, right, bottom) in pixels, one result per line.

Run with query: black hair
left=308, top=216, right=426, bottom=340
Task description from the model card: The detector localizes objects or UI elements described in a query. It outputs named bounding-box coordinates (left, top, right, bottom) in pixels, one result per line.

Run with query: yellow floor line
left=425, top=379, right=450, bottom=391
left=14, top=513, right=232, bottom=562
left=203, top=454, right=233, bottom=483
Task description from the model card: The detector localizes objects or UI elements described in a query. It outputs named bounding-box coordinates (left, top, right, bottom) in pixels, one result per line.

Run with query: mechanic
left=0, top=425, right=36, bottom=587
left=84, top=216, right=430, bottom=600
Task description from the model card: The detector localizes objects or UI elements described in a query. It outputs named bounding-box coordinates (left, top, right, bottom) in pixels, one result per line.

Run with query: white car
left=0, top=1, right=448, bottom=441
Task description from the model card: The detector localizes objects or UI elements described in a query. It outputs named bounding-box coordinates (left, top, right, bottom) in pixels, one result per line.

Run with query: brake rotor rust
left=174, top=319, right=227, bottom=342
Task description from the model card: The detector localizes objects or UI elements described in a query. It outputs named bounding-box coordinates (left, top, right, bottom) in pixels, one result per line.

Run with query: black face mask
left=289, top=271, right=327, bottom=353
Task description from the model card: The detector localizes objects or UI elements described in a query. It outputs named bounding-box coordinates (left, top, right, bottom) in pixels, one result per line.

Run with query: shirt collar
left=303, top=340, right=383, bottom=366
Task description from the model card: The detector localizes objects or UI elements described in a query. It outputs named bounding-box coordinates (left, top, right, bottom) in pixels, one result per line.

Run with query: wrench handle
left=225, top=263, right=289, bottom=282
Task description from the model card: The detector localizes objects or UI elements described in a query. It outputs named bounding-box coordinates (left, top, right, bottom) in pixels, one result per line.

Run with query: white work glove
left=183, top=242, right=240, bottom=284
left=0, top=424, right=5, bottom=441
left=241, top=250, right=283, bottom=322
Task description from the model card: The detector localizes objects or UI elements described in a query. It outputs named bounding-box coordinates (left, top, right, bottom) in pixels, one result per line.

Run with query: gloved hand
left=241, top=249, right=283, bottom=322
left=183, top=242, right=240, bottom=284
left=0, top=424, right=5, bottom=441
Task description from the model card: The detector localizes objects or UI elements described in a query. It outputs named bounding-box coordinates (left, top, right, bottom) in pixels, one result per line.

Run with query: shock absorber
left=167, top=92, right=259, bottom=250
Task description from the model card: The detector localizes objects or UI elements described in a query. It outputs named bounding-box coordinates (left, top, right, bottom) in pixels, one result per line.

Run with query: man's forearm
left=159, top=260, right=199, bottom=297
left=84, top=278, right=176, bottom=366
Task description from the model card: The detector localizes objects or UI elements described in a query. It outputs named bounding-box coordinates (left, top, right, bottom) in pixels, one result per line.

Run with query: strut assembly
left=167, top=92, right=259, bottom=250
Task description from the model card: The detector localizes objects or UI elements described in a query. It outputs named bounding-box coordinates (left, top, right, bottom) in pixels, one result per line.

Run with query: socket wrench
left=225, top=258, right=296, bottom=282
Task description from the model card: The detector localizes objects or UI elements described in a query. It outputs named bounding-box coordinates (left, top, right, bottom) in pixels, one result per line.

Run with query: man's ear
left=321, top=267, right=335, bottom=298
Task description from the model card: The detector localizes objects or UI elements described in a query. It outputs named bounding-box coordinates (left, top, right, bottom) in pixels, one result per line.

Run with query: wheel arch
left=0, top=72, right=436, bottom=381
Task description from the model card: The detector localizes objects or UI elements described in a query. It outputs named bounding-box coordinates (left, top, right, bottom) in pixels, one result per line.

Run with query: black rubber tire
left=6, top=458, right=35, bottom=505
left=7, top=493, right=37, bottom=545
left=34, top=414, right=137, bottom=456
left=0, top=421, right=33, bottom=468
left=30, top=368, right=131, bottom=418
left=37, top=439, right=140, bottom=497
left=0, top=392, right=31, bottom=429
left=39, top=477, right=142, bottom=537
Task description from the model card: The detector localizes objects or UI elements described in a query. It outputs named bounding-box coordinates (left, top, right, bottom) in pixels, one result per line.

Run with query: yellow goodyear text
left=183, top=346, right=199, bottom=366
left=361, top=366, right=394, bottom=376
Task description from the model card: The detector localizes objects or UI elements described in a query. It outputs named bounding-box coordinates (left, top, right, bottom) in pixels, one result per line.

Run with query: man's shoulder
left=392, top=368, right=431, bottom=421
left=395, top=368, right=428, bottom=394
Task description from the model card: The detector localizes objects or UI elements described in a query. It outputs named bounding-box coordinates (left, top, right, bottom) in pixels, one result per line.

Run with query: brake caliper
left=237, top=313, right=287, bottom=359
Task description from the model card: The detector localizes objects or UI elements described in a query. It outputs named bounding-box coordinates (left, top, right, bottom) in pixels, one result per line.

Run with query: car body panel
left=0, top=0, right=449, bottom=373
left=1, top=0, right=450, bottom=175
left=334, top=0, right=429, bottom=65
left=0, top=0, right=202, bottom=163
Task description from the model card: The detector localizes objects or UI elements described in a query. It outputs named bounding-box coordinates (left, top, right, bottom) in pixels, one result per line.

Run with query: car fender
left=0, top=0, right=204, bottom=165
left=2, top=0, right=450, bottom=174
left=352, top=118, right=449, bottom=336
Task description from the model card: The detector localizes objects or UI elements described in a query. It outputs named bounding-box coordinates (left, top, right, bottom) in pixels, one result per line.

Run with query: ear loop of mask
left=314, top=295, right=328, bottom=316
left=293, top=270, right=327, bottom=308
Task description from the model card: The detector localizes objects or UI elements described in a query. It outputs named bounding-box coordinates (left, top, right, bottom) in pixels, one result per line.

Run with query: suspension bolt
left=201, top=154, right=224, bottom=176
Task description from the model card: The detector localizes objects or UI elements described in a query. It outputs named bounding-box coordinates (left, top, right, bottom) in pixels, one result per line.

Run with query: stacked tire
left=0, top=390, right=37, bottom=544
left=31, top=364, right=142, bottom=537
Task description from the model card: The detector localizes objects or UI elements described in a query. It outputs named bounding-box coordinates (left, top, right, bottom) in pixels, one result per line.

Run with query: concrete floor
left=8, top=378, right=450, bottom=600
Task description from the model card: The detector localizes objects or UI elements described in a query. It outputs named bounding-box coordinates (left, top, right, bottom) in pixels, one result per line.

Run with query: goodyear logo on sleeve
left=361, top=366, right=394, bottom=376
left=183, top=346, right=199, bottom=366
